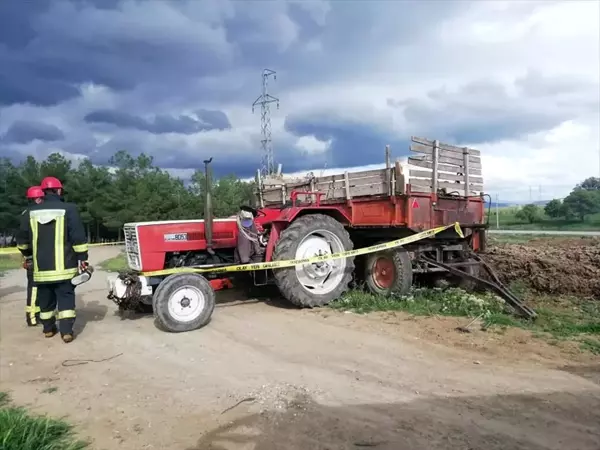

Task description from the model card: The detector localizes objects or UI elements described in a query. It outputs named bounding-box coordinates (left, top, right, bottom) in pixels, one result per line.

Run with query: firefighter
left=16, top=176, right=89, bottom=343
left=23, top=186, right=45, bottom=327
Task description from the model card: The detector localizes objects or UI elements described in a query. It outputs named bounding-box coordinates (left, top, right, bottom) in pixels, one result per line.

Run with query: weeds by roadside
left=0, top=254, right=22, bottom=276
left=98, top=252, right=128, bottom=272
left=333, top=287, right=600, bottom=355
left=0, top=392, right=88, bottom=450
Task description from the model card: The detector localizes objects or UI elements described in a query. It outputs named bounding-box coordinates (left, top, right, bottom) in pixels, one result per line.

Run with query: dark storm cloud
left=2, top=120, right=64, bottom=144
left=284, top=116, right=405, bottom=169
left=84, top=109, right=231, bottom=134
left=0, top=0, right=233, bottom=107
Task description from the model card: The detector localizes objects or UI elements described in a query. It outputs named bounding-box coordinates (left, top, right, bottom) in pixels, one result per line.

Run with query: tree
left=544, top=199, right=565, bottom=219
left=515, top=204, right=543, bottom=224
left=576, top=177, right=600, bottom=191
left=0, top=150, right=257, bottom=243
left=563, top=188, right=600, bottom=221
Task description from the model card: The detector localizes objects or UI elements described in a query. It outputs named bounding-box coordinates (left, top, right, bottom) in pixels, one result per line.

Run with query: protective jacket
left=17, top=193, right=89, bottom=283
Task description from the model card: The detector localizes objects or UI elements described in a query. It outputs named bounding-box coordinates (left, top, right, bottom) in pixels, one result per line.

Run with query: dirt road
left=1, top=247, right=599, bottom=450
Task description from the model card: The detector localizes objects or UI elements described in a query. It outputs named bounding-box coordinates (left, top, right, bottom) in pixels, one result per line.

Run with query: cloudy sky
left=0, top=0, right=598, bottom=201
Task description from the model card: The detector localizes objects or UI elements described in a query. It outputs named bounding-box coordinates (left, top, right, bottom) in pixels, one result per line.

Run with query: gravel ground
left=0, top=246, right=599, bottom=450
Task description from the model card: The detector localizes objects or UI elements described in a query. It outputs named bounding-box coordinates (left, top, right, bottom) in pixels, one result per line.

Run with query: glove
left=23, top=257, right=33, bottom=270
left=78, top=260, right=89, bottom=273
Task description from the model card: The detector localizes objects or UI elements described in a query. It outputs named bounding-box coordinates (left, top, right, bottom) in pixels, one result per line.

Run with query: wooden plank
left=394, top=160, right=406, bottom=195
left=408, top=154, right=482, bottom=170
left=315, top=173, right=389, bottom=193
left=410, top=144, right=481, bottom=164
left=410, top=177, right=483, bottom=192
left=409, top=169, right=483, bottom=184
left=344, top=171, right=351, bottom=200
left=411, top=136, right=481, bottom=156
left=408, top=158, right=482, bottom=176
left=317, top=168, right=386, bottom=184
left=320, top=183, right=388, bottom=200
left=410, top=184, right=467, bottom=196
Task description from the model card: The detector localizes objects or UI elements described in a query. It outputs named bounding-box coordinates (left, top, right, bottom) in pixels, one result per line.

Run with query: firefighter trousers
left=25, top=268, right=40, bottom=326
left=38, top=281, right=76, bottom=335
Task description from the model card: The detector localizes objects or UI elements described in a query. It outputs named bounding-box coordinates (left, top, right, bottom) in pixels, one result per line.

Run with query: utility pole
left=495, top=193, right=500, bottom=229
left=252, top=69, right=279, bottom=177
left=529, top=186, right=532, bottom=202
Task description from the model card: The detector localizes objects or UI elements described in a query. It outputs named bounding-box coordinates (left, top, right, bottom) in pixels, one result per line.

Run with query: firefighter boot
left=44, top=326, right=58, bottom=338
left=61, top=333, right=74, bottom=343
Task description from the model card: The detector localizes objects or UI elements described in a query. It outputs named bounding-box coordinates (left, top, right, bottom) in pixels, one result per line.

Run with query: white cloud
left=295, top=135, right=331, bottom=154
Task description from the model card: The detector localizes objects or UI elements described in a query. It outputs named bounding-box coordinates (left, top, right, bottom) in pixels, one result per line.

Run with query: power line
left=252, top=69, right=279, bottom=177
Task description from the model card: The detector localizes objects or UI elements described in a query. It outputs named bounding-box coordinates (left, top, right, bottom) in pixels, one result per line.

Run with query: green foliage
left=576, top=176, right=600, bottom=191
left=0, top=392, right=89, bottom=450
left=332, top=287, right=506, bottom=318
left=543, top=199, right=565, bottom=218
left=0, top=151, right=256, bottom=242
left=563, top=188, right=600, bottom=221
left=514, top=204, right=543, bottom=223
left=98, top=252, right=129, bottom=272
left=0, top=255, right=21, bottom=276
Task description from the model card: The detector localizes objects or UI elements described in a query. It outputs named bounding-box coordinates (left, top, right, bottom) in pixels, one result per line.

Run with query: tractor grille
left=123, top=225, right=141, bottom=271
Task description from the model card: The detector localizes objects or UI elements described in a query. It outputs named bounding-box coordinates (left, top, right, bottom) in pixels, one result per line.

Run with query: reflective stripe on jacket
left=17, top=194, right=89, bottom=283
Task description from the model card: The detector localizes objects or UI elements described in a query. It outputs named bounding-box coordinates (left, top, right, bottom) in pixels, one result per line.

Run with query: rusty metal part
left=419, top=253, right=537, bottom=320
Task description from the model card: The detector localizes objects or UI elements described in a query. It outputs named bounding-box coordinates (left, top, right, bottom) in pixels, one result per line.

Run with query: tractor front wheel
left=364, top=248, right=413, bottom=297
left=152, top=273, right=216, bottom=333
left=272, top=214, right=354, bottom=308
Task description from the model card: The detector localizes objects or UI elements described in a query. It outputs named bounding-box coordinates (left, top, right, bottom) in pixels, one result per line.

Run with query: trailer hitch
left=419, top=254, right=537, bottom=320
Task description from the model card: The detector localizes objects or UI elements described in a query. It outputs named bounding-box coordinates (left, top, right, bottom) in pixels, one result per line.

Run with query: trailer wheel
left=364, top=248, right=413, bottom=297
left=273, top=214, right=354, bottom=308
left=152, top=273, right=216, bottom=333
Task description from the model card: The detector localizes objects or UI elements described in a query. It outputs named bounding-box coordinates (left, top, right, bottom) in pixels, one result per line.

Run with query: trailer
left=107, top=137, right=535, bottom=333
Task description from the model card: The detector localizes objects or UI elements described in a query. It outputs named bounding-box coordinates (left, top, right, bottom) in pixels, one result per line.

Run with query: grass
left=333, top=286, right=600, bottom=355
left=98, top=252, right=128, bottom=272
left=487, top=234, right=573, bottom=245
left=486, top=207, right=600, bottom=231
left=0, top=392, right=88, bottom=450
left=0, top=254, right=22, bottom=276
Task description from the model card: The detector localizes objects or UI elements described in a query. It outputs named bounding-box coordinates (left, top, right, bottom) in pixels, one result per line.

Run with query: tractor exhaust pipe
left=203, top=157, right=215, bottom=255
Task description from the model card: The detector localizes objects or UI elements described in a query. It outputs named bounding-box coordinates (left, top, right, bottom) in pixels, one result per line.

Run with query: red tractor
left=107, top=138, right=535, bottom=333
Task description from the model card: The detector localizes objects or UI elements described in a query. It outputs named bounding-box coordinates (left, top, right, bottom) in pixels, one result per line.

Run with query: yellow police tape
left=0, top=241, right=125, bottom=255
left=140, top=222, right=465, bottom=277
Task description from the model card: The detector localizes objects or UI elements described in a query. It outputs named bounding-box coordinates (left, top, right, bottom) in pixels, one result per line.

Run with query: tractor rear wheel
left=272, top=214, right=354, bottom=308
left=152, top=273, right=216, bottom=333
left=364, top=248, right=413, bottom=297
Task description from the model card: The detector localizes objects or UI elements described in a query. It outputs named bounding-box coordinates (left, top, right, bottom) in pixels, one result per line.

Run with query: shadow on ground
left=187, top=390, right=600, bottom=450
left=73, top=298, right=109, bottom=336
left=559, top=363, right=600, bottom=386
left=0, top=286, right=25, bottom=298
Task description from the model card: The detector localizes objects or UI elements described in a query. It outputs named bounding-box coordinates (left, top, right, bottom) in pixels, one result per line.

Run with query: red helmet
left=40, top=176, right=63, bottom=190
left=26, top=186, right=45, bottom=199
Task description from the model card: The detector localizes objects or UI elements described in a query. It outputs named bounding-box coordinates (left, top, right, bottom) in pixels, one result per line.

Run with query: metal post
left=432, top=140, right=439, bottom=194
left=463, top=147, right=470, bottom=198
left=203, top=158, right=215, bottom=255
left=495, top=193, right=500, bottom=229
left=385, top=145, right=391, bottom=196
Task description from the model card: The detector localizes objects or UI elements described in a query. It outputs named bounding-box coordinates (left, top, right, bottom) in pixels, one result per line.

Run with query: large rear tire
left=152, top=273, right=216, bottom=333
left=364, top=248, right=413, bottom=297
left=272, top=214, right=354, bottom=307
